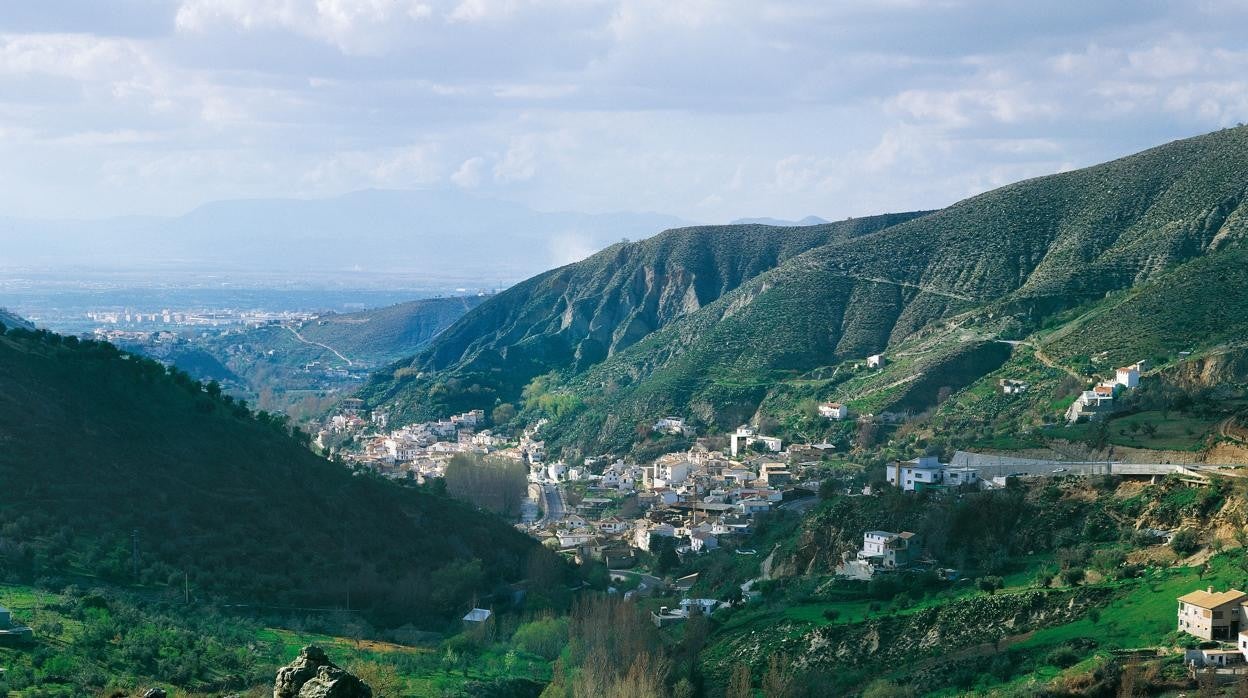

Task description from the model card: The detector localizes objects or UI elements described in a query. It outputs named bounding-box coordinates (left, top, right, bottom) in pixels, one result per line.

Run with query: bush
left=1061, top=568, right=1086, bottom=586
left=512, top=616, right=569, bottom=660
left=1170, top=529, right=1201, bottom=557
left=1046, top=646, right=1081, bottom=669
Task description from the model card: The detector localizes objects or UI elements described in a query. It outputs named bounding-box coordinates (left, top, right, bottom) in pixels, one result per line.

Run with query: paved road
left=537, top=483, right=565, bottom=525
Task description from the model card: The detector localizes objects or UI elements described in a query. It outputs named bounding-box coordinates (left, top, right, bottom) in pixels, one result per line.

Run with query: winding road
left=284, top=325, right=355, bottom=367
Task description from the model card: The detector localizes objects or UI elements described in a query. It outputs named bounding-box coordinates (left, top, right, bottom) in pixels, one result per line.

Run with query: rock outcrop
left=274, top=646, right=372, bottom=698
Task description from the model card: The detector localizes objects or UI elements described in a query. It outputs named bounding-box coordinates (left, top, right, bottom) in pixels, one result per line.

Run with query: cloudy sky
left=1, top=0, right=1246, bottom=223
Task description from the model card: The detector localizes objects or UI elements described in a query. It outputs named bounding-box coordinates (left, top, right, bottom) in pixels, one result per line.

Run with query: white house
left=1000, top=379, right=1029, bottom=395
left=819, top=402, right=849, bottom=420
left=738, top=497, right=772, bottom=516
left=867, top=354, right=885, bottom=369
left=546, top=462, right=567, bottom=481
left=655, top=460, right=691, bottom=485
left=679, top=598, right=720, bottom=616
left=597, top=517, right=629, bottom=534
left=690, top=531, right=719, bottom=552
left=886, top=456, right=945, bottom=491
left=1116, top=364, right=1141, bottom=389
left=859, top=531, right=920, bottom=569
left=634, top=522, right=676, bottom=551
left=653, top=417, right=691, bottom=435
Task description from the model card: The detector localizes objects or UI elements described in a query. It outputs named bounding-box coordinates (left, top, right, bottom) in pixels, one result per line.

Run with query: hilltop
left=351, top=126, right=1248, bottom=457
left=357, top=212, right=928, bottom=425
left=0, top=325, right=537, bottom=628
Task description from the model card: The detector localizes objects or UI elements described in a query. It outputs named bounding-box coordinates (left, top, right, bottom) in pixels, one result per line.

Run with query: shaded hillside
left=357, top=212, right=928, bottom=422
left=0, top=308, right=33, bottom=331
left=536, top=127, right=1248, bottom=453
left=0, top=326, right=536, bottom=627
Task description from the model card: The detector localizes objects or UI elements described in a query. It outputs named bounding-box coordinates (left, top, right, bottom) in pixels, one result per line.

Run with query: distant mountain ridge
left=359, top=126, right=1248, bottom=455
left=0, top=189, right=691, bottom=281
left=729, top=215, right=830, bottom=226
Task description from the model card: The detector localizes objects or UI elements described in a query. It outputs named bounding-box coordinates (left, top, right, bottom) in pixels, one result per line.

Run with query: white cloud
left=0, top=1, right=1246, bottom=223
left=451, top=156, right=485, bottom=188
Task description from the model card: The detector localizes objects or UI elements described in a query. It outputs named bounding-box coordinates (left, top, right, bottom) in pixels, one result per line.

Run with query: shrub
left=512, top=617, right=569, bottom=660
left=1170, top=529, right=1201, bottom=557
left=1046, top=646, right=1081, bottom=669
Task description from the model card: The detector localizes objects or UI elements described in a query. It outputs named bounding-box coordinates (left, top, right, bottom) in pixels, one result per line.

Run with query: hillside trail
left=997, top=339, right=1082, bottom=380
left=834, top=273, right=977, bottom=302
left=284, top=325, right=356, bottom=367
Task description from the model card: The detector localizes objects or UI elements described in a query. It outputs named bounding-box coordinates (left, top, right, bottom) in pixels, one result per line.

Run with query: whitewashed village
left=304, top=349, right=1248, bottom=634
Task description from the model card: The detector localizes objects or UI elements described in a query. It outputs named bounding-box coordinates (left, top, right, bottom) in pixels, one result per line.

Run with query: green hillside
left=495, top=126, right=1248, bottom=454
left=0, top=325, right=536, bottom=628
left=1039, top=245, right=1248, bottom=369
left=357, top=213, right=928, bottom=423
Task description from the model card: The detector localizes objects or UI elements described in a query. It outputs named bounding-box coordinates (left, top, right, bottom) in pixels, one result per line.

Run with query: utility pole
left=184, top=572, right=190, bottom=605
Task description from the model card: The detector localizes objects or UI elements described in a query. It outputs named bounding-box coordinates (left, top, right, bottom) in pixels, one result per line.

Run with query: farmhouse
left=867, top=354, right=885, bottom=369
left=1177, top=587, right=1247, bottom=641
left=819, top=402, right=849, bottom=420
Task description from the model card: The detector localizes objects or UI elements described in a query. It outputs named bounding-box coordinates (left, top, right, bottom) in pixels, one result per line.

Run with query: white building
left=729, top=425, right=782, bottom=457
left=867, top=354, right=885, bottom=369
left=1116, top=364, right=1141, bottom=389
left=885, top=456, right=978, bottom=491
left=818, top=402, right=849, bottom=420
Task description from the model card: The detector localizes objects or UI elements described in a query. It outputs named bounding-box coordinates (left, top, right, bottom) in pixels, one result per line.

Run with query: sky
left=0, top=0, right=1246, bottom=223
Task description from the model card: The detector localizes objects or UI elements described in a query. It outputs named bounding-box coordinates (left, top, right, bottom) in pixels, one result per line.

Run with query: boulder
left=274, top=646, right=372, bottom=698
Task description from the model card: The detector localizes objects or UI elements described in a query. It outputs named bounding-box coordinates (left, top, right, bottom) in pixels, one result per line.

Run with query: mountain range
left=729, top=216, right=830, bottom=226
left=0, top=189, right=689, bottom=282
left=359, top=126, right=1248, bottom=456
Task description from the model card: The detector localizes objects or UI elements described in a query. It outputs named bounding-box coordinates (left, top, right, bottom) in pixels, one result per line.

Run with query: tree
left=762, top=653, right=793, bottom=697
left=726, top=663, right=752, bottom=698
left=1171, top=528, right=1201, bottom=557
left=491, top=402, right=517, bottom=426
left=653, top=537, right=680, bottom=576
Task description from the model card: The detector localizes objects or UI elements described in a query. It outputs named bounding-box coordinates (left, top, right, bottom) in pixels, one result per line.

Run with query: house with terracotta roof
left=1178, top=587, right=1248, bottom=641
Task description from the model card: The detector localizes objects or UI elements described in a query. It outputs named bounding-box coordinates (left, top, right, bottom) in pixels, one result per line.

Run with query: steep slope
left=1038, top=245, right=1248, bottom=368
left=357, top=212, right=928, bottom=422
left=0, top=326, right=536, bottom=627
left=0, top=308, right=33, bottom=330
left=538, top=127, right=1248, bottom=452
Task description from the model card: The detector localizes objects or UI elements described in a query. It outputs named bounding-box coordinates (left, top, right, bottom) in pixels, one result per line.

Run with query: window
left=1216, top=611, right=1225, bottom=619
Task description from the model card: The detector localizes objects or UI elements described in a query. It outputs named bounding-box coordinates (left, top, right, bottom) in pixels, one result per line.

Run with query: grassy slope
left=0, top=582, right=551, bottom=696
left=1039, top=245, right=1248, bottom=369
left=0, top=328, right=536, bottom=628
left=356, top=213, right=928, bottom=423
left=523, top=126, right=1248, bottom=454
left=695, top=479, right=1247, bottom=696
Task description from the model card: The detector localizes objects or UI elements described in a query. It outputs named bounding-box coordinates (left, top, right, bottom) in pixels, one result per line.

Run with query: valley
left=6, top=129, right=1248, bottom=697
